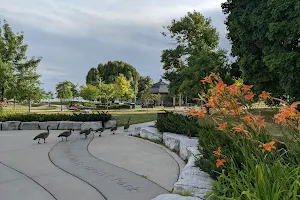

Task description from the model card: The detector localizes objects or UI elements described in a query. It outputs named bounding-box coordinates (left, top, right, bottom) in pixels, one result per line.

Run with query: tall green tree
left=68, top=82, right=79, bottom=100
left=56, top=81, right=73, bottom=111
left=114, top=74, right=135, bottom=101
left=99, top=84, right=116, bottom=110
left=79, top=84, right=99, bottom=102
left=140, top=87, right=158, bottom=113
left=86, top=68, right=100, bottom=86
left=0, top=20, right=42, bottom=101
left=161, top=11, right=229, bottom=98
left=222, top=0, right=300, bottom=99
left=45, top=91, right=54, bottom=106
left=138, top=76, right=153, bottom=98
left=86, top=61, right=140, bottom=98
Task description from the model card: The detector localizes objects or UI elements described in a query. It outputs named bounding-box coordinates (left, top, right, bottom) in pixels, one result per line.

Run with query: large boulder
left=39, top=121, right=60, bottom=130
left=72, top=122, right=82, bottom=130
left=163, top=133, right=181, bottom=152
left=173, top=156, right=212, bottom=199
left=104, top=120, right=117, bottom=128
left=132, top=127, right=141, bottom=136
left=81, top=122, right=102, bottom=131
left=152, top=194, right=199, bottom=200
left=179, top=138, right=198, bottom=161
left=2, top=121, right=21, bottom=130
left=20, top=122, right=40, bottom=130
left=139, top=127, right=163, bottom=141
left=58, top=121, right=74, bottom=130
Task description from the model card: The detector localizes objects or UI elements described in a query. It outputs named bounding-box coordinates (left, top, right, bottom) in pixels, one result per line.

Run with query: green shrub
left=0, top=112, right=112, bottom=122
left=96, top=104, right=131, bottom=110
left=156, top=111, right=204, bottom=137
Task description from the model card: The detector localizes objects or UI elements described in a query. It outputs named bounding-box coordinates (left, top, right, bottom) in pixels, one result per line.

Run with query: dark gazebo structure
left=150, top=79, right=170, bottom=106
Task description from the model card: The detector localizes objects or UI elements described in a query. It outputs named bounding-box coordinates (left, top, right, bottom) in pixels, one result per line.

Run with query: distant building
left=150, top=79, right=172, bottom=106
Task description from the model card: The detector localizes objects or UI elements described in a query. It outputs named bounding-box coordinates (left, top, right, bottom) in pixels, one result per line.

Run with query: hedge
left=0, top=112, right=112, bottom=122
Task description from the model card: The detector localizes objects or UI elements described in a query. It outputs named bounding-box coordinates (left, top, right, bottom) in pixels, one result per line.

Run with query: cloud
left=0, top=0, right=230, bottom=91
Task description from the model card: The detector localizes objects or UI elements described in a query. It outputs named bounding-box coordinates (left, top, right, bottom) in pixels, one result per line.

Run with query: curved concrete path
left=0, top=126, right=180, bottom=200
left=89, top=134, right=180, bottom=191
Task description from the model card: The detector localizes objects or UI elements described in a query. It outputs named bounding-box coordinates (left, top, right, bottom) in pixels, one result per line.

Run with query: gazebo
left=150, top=79, right=170, bottom=106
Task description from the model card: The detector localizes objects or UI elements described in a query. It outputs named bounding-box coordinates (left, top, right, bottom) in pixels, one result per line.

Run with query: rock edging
left=132, top=124, right=212, bottom=200
left=0, top=120, right=116, bottom=131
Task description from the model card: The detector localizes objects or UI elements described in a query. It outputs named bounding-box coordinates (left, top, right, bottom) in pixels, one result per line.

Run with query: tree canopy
left=79, top=84, right=99, bottom=101
left=222, top=0, right=300, bottom=99
left=86, top=61, right=140, bottom=97
left=138, top=76, right=153, bottom=98
left=0, top=20, right=42, bottom=102
left=114, top=74, right=135, bottom=100
left=161, top=11, right=229, bottom=98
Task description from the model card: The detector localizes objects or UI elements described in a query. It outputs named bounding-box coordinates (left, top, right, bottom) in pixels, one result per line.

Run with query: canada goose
left=33, top=125, right=50, bottom=144
left=58, top=129, right=73, bottom=141
left=79, top=128, right=93, bottom=138
left=124, top=117, right=131, bottom=132
left=95, top=127, right=105, bottom=137
left=111, top=123, right=118, bottom=134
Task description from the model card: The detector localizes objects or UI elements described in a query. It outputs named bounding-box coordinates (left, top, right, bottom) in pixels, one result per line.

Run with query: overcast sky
left=0, top=0, right=230, bottom=92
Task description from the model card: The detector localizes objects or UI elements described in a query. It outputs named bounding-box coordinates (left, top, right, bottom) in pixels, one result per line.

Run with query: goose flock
left=33, top=118, right=131, bottom=144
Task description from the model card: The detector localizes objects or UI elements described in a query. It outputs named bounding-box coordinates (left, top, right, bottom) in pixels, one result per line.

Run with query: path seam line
left=87, top=133, right=170, bottom=192
left=0, top=161, right=58, bottom=200
left=48, top=141, right=108, bottom=200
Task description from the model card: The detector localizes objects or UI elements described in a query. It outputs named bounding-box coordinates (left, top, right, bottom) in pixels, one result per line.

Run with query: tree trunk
left=106, top=97, right=109, bottom=111
left=28, top=99, right=31, bottom=113
left=1, top=87, right=4, bottom=102
left=61, top=100, right=63, bottom=111
left=13, top=98, right=16, bottom=111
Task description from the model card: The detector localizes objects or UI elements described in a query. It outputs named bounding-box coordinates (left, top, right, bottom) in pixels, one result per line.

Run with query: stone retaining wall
left=0, top=120, right=117, bottom=131
left=132, top=124, right=212, bottom=200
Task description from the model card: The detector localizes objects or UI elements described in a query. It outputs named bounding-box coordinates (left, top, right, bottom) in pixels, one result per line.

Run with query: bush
left=96, top=104, right=131, bottom=110
left=156, top=111, right=206, bottom=137
left=0, top=112, right=112, bottom=122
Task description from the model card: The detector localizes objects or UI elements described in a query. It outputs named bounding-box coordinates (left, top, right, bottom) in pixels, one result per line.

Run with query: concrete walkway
left=0, top=125, right=180, bottom=200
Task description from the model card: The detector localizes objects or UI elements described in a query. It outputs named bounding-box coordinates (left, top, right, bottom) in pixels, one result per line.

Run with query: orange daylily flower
left=259, top=91, right=271, bottom=100
left=257, top=119, right=265, bottom=128
left=201, top=76, right=212, bottom=84
left=259, top=141, right=276, bottom=152
left=229, top=84, right=239, bottom=95
left=232, top=124, right=249, bottom=135
left=194, top=109, right=206, bottom=118
left=242, top=85, right=253, bottom=92
left=213, top=147, right=222, bottom=156
left=215, top=80, right=226, bottom=93
left=216, top=159, right=226, bottom=168
left=242, top=115, right=251, bottom=123
left=188, top=108, right=197, bottom=116
left=205, top=99, right=215, bottom=108
left=217, top=122, right=227, bottom=131
left=245, top=92, right=255, bottom=101
left=229, top=107, right=243, bottom=116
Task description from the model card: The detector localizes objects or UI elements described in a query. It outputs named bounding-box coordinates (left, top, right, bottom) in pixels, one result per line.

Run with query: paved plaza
left=0, top=126, right=181, bottom=200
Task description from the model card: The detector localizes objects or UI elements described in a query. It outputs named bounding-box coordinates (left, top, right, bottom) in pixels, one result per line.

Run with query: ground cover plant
left=185, top=73, right=300, bottom=199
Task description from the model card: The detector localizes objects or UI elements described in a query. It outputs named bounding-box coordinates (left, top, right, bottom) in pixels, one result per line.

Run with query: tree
left=0, top=20, right=42, bottom=101
left=221, top=0, right=300, bottom=99
left=79, top=84, right=99, bottom=102
left=68, top=82, right=79, bottom=100
left=140, top=87, right=158, bottom=113
left=56, top=81, right=73, bottom=111
left=99, top=84, right=116, bottom=110
left=161, top=11, right=229, bottom=98
left=86, top=61, right=140, bottom=98
left=86, top=68, right=100, bottom=86
left=114, top=74, right=135, bottom=101
left=45, top=91, right=54, bottom=106
left=138, top=76, right=153, bottom=98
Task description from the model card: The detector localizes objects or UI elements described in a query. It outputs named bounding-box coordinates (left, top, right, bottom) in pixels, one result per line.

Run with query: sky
left=0, top=0, right=230, bottom=92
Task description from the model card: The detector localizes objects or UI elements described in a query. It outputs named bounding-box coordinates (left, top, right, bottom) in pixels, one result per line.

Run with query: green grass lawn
left=2, top=104, right=59, bottom=112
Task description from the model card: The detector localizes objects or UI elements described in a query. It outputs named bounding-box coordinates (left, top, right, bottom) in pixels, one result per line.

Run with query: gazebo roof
left=151, top=79, right=169, bottom=94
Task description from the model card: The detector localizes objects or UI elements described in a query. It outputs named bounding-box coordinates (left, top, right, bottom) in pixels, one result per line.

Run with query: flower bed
left=185, top=73, right=300, bottom=199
